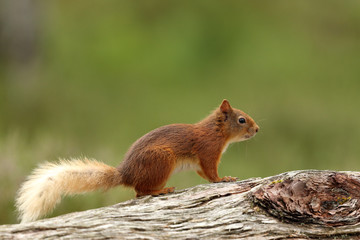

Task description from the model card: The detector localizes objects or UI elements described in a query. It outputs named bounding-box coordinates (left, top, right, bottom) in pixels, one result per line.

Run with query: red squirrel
left=16, top=100, right=259, bottom=223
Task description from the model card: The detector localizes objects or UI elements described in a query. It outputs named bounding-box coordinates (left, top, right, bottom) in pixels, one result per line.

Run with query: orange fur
left=16, top=99, right=259, bottom=222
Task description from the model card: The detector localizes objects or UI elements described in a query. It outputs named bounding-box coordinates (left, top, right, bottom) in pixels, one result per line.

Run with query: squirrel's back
left=15, top=99, right=259, bottom=223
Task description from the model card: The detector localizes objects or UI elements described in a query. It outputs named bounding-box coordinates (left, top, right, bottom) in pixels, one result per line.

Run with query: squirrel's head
left=218, top=99, right=260, bottom=142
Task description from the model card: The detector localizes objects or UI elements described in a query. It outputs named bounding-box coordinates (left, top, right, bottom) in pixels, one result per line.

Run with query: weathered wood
left=2, top=170, right=360, bottom=239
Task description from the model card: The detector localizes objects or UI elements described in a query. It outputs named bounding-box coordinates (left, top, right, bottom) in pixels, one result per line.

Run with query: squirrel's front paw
left=220, top=176, right=238, bottom=182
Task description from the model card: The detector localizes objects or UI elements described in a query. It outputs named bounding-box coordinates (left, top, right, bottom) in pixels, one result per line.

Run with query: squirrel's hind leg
left=134, top=148, right=176, bottom=197
left=136, top=187, right=175, bottom=197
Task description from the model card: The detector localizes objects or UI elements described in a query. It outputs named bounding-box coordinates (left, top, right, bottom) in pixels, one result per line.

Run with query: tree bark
left=1, top=170, right=360, bottom=239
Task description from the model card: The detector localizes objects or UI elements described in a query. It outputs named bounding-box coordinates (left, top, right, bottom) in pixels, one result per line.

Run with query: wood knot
left=252, top=171, right=360, bottom=226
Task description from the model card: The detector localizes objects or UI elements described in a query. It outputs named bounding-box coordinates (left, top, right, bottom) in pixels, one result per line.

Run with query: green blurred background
left=1, top=1, right=360, bottom=224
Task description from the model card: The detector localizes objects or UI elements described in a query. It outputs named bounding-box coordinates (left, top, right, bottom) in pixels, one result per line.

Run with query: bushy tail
left=16, top=158, right=122, bottom=223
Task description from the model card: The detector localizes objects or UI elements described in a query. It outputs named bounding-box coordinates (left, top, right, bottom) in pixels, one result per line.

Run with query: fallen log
left=1, top=170, right=360, bottom=239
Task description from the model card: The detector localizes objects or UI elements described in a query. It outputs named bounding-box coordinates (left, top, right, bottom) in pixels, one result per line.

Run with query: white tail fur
left=16, top=158, right=121, bottom=223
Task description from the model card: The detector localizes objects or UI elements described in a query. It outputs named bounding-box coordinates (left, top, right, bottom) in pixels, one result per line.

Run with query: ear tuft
left=220, top=99, right=232, bottom=113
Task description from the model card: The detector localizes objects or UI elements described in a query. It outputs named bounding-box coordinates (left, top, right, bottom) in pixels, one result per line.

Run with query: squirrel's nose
left=255, top=125, right=260, bottom=133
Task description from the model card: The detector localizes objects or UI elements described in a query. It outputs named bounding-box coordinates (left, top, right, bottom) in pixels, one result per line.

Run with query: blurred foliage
left=1, top=1, right=360, bottom=224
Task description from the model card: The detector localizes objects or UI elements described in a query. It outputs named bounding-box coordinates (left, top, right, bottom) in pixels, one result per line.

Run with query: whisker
left=256, top=118, right=267, bottom=123
left=245, top=142, right=248, bottom=162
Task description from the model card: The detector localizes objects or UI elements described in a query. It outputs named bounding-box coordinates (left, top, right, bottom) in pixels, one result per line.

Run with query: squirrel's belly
left=173, top=159, right=200, bottom=174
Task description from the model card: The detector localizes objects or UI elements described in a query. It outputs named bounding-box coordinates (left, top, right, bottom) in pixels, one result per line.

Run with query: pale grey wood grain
left=2, top=170, right=360, bottom=239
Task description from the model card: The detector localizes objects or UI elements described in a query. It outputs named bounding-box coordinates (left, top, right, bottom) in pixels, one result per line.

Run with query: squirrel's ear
left=220, top=99, right=232, bottom=113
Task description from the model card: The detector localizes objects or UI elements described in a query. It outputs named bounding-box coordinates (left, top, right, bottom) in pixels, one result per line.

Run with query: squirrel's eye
left=239, top=118, right=246, bottom=124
